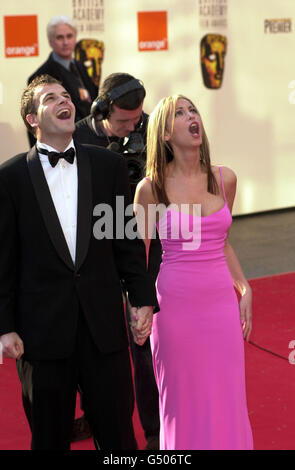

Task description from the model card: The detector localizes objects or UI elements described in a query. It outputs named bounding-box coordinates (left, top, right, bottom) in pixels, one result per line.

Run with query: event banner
left=4, top=15, right=39, bottom=58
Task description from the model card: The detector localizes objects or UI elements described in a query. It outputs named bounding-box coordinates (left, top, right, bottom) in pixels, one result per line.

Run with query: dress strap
left=145, top=176, right=152, bottom=182
left=218, top=166, right=227, bottom=202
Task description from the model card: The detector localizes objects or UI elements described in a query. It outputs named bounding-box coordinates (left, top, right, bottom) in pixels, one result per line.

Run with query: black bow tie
left=37, top=147, right=75, bottom=167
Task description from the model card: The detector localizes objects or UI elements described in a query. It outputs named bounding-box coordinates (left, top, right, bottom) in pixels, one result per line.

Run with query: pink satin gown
left=150, top=167, right=253, bottom=450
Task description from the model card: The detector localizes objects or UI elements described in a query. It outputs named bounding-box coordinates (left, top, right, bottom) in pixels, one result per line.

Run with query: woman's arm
left=222, top=167, right=253, bottom=341
left=130, top=179, right=158, bottom=345
left=134, top=178, right=157, bottom=258
left=224, top=241, right=253, bottom=341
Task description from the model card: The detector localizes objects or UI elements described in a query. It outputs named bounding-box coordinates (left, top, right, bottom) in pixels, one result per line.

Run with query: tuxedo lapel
left=75, top=142, right=93, bottom=272
left=26, top=146, right=75, bottom=270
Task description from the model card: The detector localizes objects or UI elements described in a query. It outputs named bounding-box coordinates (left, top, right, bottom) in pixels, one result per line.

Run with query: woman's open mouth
left=189, top=122, right=200, bottom=136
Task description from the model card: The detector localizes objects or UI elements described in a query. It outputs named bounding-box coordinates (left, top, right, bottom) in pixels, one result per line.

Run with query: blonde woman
left=133, top=95, right=253, bottom=450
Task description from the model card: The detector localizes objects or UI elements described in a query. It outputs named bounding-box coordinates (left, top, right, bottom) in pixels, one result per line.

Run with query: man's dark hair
left=21, top=74, right=61, bottom=135
left=99, top=72, right=146, bottom=111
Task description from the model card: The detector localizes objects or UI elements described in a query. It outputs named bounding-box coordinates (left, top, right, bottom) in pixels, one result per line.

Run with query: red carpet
left=248, top=272, right=295, bottom=360
left=245, top=272, right=295, bottom=450
left=0, top=271, right=295, bottom=450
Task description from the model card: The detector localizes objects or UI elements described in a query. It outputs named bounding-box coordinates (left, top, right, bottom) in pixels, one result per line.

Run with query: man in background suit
left=27, top=15, right=97, bottom=147
left=0, top=74, right=157, bottom=450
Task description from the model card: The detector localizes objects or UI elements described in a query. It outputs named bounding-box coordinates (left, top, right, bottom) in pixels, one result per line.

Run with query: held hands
left=129, top=306, right=154, bottom=346
left=239, top=288, right=252, bottom=342
left=0, top=332, right=24, bottom=360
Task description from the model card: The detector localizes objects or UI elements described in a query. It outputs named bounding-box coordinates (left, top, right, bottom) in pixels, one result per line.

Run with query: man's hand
left=129, top=306, right=154, bottom=346
left=0, top=332, right=24, bottom=360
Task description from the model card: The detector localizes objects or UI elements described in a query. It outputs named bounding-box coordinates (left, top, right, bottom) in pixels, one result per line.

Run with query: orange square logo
left=4, top=15, right=39, bottom=58
left=137, top=11, right=168, bottom=51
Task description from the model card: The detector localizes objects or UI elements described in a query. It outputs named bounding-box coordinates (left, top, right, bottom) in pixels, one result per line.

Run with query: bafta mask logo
left=200, top=34, right=227, bottom=89
left=75, top=39, right=105, bottom=88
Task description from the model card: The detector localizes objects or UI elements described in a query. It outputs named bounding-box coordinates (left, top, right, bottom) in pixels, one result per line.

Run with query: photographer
left=74, top=73, right=161, bottom=450
left=74, top=73, right=149, bottom=196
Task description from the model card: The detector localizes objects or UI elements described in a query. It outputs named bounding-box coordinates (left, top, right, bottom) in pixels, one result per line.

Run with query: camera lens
left=125, top=155, right=144, bottom=184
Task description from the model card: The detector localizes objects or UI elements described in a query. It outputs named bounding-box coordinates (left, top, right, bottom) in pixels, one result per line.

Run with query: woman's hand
left=239, top=288, right=252, bottom=341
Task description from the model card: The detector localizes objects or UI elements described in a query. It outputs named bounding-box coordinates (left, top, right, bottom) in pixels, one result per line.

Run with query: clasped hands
left=129, top=305, right=154, bottom=346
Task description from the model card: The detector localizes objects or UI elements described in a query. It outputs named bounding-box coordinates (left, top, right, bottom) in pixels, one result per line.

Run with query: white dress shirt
left=37, top=140, right=78, bottom=263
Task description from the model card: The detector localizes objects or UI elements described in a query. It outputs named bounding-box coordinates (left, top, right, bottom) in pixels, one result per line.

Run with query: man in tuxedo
left=0, top=74, right=157, bottom=450
left=27, top=15, right=97, bottom=147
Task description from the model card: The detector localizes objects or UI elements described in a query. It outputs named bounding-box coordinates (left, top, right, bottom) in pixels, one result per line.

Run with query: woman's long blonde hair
left=146, top=94, right=218, bottom=205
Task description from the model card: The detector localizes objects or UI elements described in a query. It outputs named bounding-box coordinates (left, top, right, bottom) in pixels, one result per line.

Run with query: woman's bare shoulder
left=212, top=165, right=237, bottom=186
left=135, top=177, right=157, bottom=204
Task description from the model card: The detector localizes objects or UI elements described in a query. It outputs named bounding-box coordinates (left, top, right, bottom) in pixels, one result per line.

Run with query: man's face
left=49, top=23, right=76, bottom=61
left=27, top=83, right=76, bottom=141
left=103, top=104, right=143, bottom=137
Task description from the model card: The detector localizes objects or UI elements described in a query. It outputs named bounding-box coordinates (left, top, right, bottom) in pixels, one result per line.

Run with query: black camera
left=122, top=131, right=146, bottom=187
left=107, top=124, right=147, bottom=197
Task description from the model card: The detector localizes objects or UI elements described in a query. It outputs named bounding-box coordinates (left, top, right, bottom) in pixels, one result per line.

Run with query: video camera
left=107, top=115, right=147, bottom=196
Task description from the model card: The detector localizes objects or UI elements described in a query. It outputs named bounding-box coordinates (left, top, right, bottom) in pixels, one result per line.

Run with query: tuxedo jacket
left=0, top=143, right=157, bottom=360
left=28, top=53, right=98, bottom=123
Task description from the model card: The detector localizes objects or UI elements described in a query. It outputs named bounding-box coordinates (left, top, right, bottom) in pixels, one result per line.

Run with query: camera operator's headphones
left=90, top=78, right=145, bottom=121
